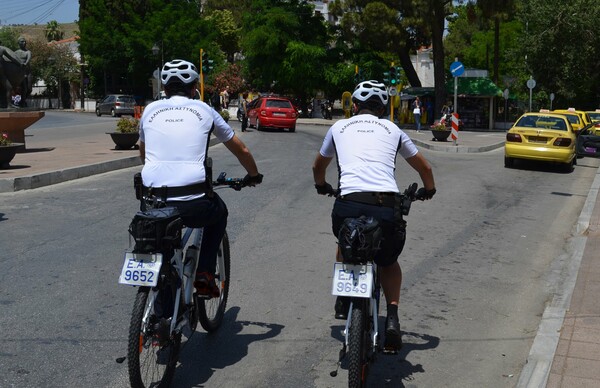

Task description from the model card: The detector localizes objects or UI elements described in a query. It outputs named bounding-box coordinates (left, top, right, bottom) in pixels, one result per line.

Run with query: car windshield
left=118, top=96, right=135, bottom=104
left=266, top=100, right=292, bottom=109
left=517, top=115, right=567, bottom=131
left=589, top=113, right=600, bottom=121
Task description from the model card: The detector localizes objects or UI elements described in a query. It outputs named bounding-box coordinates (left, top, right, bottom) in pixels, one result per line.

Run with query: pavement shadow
left=18, top=147, right=55, bottom=153
left=172, top=306, right=284, bottom=387
left=329, top=322, right=440, bottom=387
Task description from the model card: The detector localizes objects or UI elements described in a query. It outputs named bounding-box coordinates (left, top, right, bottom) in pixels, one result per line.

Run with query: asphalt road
left=1, top=122, right=598, bottom=387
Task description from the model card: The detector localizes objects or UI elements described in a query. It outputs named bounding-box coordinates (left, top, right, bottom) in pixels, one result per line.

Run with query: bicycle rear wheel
left=127, top=288, right=181, bottom=388
left=348, top=300, right=370, bottom=388
left=198, top=231, right=231, bottom=332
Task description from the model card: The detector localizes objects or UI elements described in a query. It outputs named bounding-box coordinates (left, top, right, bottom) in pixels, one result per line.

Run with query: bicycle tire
left=198, top=231, right=231, bottom=332
left=127, top=287, right=181, bottom=388
left=348, top=300, right=369, bottom=388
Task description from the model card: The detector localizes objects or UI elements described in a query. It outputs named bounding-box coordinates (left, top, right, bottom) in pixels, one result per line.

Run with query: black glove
left=315, top=182, right=334, bottom=196
left=243, top=173, right=263, bottom=187
left=416, top=187, right=436, bottom=200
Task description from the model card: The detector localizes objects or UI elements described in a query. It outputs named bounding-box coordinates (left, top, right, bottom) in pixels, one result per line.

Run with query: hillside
left=5, top=22, right=79, bottom=42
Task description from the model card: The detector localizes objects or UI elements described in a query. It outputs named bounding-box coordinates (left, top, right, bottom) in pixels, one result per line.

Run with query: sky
left=3, top=0, right=79, bottom=26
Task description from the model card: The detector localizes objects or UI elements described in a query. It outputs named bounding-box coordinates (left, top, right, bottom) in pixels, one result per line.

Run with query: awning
left=402, top=87, right=435, bottom=97
left=445, top=77, right=502, bottom=97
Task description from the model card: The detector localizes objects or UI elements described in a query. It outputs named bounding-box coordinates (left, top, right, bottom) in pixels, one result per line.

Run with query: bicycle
left=118, top=159, right=249, bottom=388
left=328, top=183, right=419, bottom=388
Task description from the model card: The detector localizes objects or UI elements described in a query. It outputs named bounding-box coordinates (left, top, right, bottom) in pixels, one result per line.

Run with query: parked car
left=95, top=94, right=136, bottom=117
left=246, top=96, right=299, bottom=132
left=577, top=122, right=600, bottom=158
left=584, top=109, right=600, bottom=123
left=505, top=112, right=577, bottom=171
left=552, top=108, right=592, bottom=135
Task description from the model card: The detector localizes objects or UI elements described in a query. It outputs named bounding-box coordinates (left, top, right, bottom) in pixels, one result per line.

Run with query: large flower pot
left=0, top=143, right=25, bottom=168
left=431, top=130, right=451, bottom=142
left=107, top=132, right=140, bottom=150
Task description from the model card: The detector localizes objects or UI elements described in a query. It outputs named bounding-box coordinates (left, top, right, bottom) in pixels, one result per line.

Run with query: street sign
left=503, top=88, right=509, bottom=99
left=527, top=78, right=536, bottom=89
left=450, top=61, right=464, bottom=77
left=550, top=93, right=555, bottom=101
left=388, top=87, right=398, bottom=96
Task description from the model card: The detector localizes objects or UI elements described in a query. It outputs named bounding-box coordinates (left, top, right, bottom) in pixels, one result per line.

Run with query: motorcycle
left=321, top=101, right=332, bottom=120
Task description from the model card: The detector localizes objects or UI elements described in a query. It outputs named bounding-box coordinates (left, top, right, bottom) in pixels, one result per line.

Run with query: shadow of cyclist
left=329, top=324, right=439, bottom=387
left=172, top=306, right=284, bottom=387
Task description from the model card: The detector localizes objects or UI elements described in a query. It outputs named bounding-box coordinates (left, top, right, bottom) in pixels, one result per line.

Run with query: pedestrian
left=412, top=97, right=423, bottom=132
left=240, top=92, right=249, bottom=132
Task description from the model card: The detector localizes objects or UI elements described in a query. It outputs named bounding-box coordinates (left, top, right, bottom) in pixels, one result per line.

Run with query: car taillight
left=260, top=110, right=267, bottom=116
left=116, top=102, right=121, bottom=106
left=291, top=111, right=297, bottom=118
left=506, top=133, right=522, bottom=142
left=553, top=138, right=572, bottom=147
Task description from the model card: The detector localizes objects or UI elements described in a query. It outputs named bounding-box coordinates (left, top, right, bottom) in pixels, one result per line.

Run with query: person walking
left=312, top=80, right=436, bottom=350
left=412, top=97, right=423, bottom=132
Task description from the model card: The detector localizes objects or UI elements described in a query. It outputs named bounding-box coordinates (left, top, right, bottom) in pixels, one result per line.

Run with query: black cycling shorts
left=331, top=198, right=406, bottom=267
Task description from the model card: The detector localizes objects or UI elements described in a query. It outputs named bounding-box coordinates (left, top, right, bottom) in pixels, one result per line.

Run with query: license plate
left=528, top=136, right=547, bottom=143
left=273, top=112, right=286, bottom=117
left=118, top=252, right=162, bottom=287
left=584, top=146, right=597, bottom=153
left=331, top=263, right=373, bottom=298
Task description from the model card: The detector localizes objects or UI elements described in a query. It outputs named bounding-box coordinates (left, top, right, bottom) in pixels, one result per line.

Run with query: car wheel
left=289, top=125, right=296, bottom=133
left=256, top=118, right=262, bottom=131
left=96, top=108, right=101, bottom=117
left=504, top=156, right=514, bottom=168
left=111, top=109, right=116, bottom=117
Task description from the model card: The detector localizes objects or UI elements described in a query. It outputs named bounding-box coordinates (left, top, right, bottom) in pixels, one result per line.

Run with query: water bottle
left=183, top=245, right=199, bottom=304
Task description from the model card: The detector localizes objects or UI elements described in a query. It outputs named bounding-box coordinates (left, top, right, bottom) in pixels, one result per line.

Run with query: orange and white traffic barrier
left=451, top=113, right=460, bottom=142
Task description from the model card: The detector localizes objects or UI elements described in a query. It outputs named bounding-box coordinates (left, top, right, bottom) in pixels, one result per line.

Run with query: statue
left=0, top=37, right=33, bottom=109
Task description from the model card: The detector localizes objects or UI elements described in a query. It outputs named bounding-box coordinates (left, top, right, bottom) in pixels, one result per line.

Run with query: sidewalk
left=1, top=114, right=597, bottom=387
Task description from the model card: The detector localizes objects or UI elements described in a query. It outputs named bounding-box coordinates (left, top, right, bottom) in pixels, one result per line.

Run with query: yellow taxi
left=585, top=109, right=600, bottom=123
left=552, top=108, right=592, bottom=134
left=505, top=112, right=576, bottom=170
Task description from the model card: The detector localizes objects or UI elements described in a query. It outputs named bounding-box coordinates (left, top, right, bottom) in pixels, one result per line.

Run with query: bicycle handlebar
left=212, top=172, right=246, bottom=191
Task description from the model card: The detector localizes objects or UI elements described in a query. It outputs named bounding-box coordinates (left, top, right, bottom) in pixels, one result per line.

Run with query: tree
left=240, top=0, right=329, bottom=100
left=516, top=0, right=600, bottom=109
left=45, top=20, right=64, bottom=42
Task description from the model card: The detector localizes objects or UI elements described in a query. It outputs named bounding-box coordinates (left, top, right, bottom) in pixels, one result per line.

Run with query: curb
left=0, top=156, right=141, bottom=193
left=410, top=138, right=505, bottom=153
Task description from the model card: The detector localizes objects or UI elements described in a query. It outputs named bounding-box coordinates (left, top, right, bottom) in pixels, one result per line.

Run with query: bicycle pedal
left=382, top=346, right=399, bottom=355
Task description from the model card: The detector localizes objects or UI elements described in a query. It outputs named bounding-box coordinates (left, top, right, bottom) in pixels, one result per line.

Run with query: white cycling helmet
left=352, top=80, right=389, bottom=106
left=161, top=59, right=199, bottom=85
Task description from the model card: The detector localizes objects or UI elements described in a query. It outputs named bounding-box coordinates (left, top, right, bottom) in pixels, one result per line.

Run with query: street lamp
left=152, top=43, right=160, bottom=98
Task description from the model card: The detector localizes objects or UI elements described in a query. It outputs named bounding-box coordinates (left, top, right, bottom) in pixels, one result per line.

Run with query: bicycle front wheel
left=348, top=300, right=370, bottom=388
left=127, top=288, right=181, bottom=388
left=198, top=231, right=231, bottom=332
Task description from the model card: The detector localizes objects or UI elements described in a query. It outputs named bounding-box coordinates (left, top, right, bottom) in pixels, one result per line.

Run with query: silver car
left=95, top=94, right=136, bottom=117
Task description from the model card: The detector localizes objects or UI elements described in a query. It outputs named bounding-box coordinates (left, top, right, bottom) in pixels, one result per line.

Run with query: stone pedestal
left=0, top=110, right=45, bottom=151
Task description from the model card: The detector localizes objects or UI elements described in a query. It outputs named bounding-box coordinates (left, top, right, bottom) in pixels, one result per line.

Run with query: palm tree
left=45, top=20, right=64, bottom=42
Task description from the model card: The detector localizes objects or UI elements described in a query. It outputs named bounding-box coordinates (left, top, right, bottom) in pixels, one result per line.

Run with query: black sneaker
left=384, top=314, right=402, bottom=351
left=334, top=296, right=350, bottom=320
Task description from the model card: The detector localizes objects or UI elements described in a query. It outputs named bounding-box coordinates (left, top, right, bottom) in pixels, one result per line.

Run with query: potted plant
left=0, top=132, right=24, bottom=168
left=430, top=121, right=452, bottom=142
left=219, top=109, right=230, bottom=122
left=107, top=117, right=140, bottom=150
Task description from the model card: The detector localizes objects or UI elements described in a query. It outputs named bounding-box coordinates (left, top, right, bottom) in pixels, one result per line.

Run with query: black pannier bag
left=128, top=207, right=182, bottom=253
left=338, top=216, right=383, bottom=264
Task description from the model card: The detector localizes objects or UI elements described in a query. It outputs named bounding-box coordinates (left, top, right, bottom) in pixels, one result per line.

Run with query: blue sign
left=450, top=61, right=464, bottom=77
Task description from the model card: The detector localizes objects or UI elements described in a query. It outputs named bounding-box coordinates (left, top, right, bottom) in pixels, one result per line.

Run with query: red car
left=247, top=96, right=299, bottom=132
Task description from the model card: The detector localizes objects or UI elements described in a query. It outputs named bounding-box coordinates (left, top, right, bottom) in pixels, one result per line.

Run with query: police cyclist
left=139, top=59, right=263, bottom=297
left=312, top=80, right=436, bottom=349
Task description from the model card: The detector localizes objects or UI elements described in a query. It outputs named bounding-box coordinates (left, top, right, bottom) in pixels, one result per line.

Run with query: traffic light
left=395, top=66, right=402, bottom=85
left=202, top=51, right=213, bottom=74
left=383, top=70, right=391, bottom=85
left=389, top=66, right=397, bottom=86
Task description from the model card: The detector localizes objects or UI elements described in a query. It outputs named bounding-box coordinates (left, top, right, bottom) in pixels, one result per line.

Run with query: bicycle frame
left=140, top=226, right=204, bottom=338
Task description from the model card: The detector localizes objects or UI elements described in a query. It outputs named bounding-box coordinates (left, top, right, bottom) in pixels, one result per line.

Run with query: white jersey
left=139, top=95, right=235, bottom=200
left=319, top=114, right=418, bottom=196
